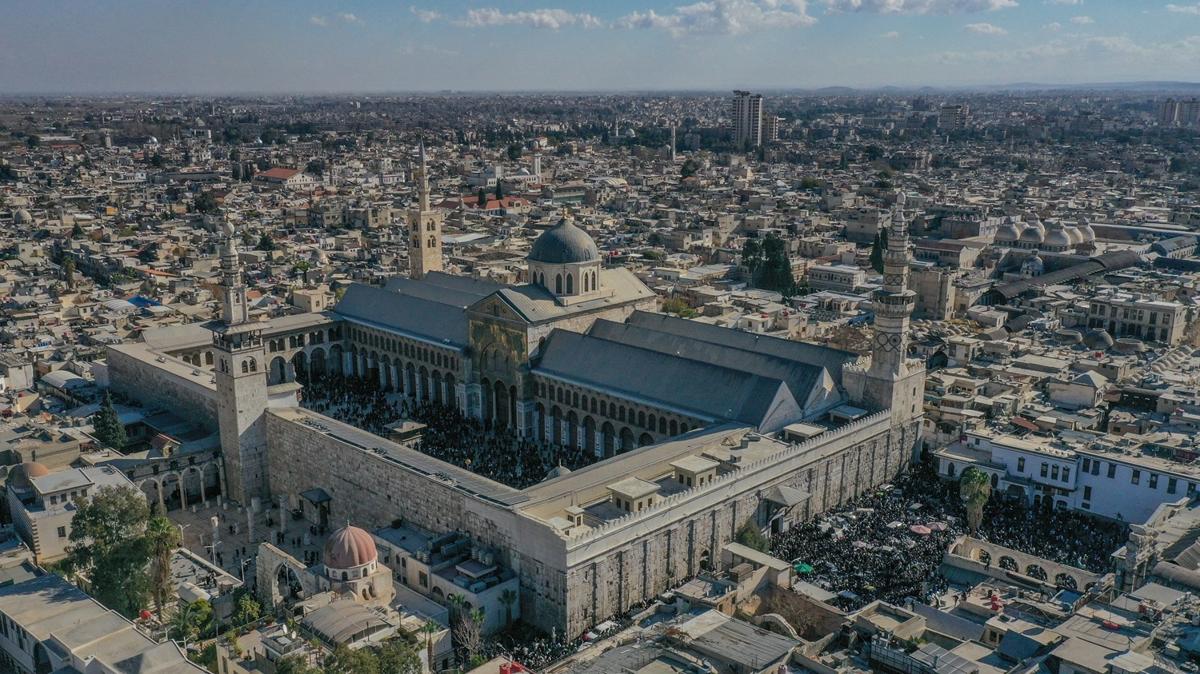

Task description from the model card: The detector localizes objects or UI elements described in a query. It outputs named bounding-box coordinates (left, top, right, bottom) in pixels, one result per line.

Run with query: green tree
left=741, top=238, right=764, bottom=281
left=256, top=234, right=275, bottom=251
left=147, top=507, right=181, bottom=619
left=869, top=227, right=888, bottom=275
left=736, top=521, right=769, bottom=553
left=169, top=598, right=212, bottom=645
left=495, top=181, right=504, bottom=200
left=276, top=655, right=322, bottom=674
left=376, top=639, right=422, bottom=674
left=476, top=187, right=487, bottom=208
left=959, top=467, right=992, bottom=533
left=193, top=191, right=218, bottom=214
left=93, top=391, right=127, bottom=450
left=62, top=258, right=76, bottom=289
left=71, top=222, right=84, bottom=239
left=64, top=486, right=153, bottom=617
left=757, top=235, right=796, bottom=297
left=230, top=592, right=263, bottom=627
left=506, top=143, right=523, bottom=161
left=499, top=588, right=517, bottom=626
left=419, top=620, right=440, bottom=671
left=680, top=158, right=699, bottom=178
left=326, top=644, right=380, bottom=674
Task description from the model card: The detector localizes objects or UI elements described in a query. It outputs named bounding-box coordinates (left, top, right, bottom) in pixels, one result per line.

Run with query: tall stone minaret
left=871, top=192, right=915, bottom=378
left=854, top=191, right=926, bottom=425
left=213, top=215, right=267, bottom=505
left=670, top=125, right=677, bottom=162
left=408, top=141, right=444, bottom=280
left=220, top=217, right=249, bottom=325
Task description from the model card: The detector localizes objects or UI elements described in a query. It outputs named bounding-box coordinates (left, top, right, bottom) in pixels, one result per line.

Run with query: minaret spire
left=417, top=139, right=430, bottom=212
left=869, top=191, right=915, bottom=379
left=408, top=140, right=443, bottom=280
left=219, top=214, right=249, bottom=325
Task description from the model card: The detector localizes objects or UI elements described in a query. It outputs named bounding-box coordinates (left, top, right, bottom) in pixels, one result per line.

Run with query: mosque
left=106, top=148, right=926, bottom=636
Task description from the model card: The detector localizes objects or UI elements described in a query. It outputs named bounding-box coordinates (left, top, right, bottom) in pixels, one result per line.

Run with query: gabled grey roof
left=384, top=271, right=503, bottom=308
left=533, top=329, right=799, bottom=430
left=334, top=283, right=467, bottom=348
left=588, top=319, right=837, bottom=415
left=624, top=311, right=859, bottom=385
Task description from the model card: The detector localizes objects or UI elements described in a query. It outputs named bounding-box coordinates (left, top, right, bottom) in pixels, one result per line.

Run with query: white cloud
left=458, top=8, right=603, bottom=30
left=1166, top=3, right=1200, bottom=14
left=411, top=8, right=443, bottom=23
left=1046, top=0, right=1082, bottom=5
left=965, top=21, right=1007, bottom=34
left=1043, top=21, right=1062, bottom=30
left=616, top=0, right=815, bottom=36
left=823, top=0, right=1018, bottom=14
left=883, top=30, right=902, bottom=37
left=1070, top=14, right=1094, bottom=23
left=309, top=13, right=362, bottom=27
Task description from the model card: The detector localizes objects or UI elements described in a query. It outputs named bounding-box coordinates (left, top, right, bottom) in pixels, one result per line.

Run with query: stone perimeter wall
left=107, top=346, right=218, bottom=432
left=264, top=407, right=918, bottom=637
left=556, top=414, right=917, bottom=636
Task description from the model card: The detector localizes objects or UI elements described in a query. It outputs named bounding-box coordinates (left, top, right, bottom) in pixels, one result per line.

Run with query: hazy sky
left=1, top=0, right=1197, bottom=93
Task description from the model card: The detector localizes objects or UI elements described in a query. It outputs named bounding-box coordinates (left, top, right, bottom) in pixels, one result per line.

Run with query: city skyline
left=3, top=0, right=1199, bottom=94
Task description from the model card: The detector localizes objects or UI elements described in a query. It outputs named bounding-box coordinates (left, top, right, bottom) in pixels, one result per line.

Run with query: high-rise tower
left=213, top=218, right=268, bottom=505
left=408, top=141, right=444, bottom=280
left=732, top=91, right=764, bottom=149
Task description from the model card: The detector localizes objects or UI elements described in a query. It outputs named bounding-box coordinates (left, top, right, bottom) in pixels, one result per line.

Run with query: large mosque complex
left=104, top=148, right=926, bottom=637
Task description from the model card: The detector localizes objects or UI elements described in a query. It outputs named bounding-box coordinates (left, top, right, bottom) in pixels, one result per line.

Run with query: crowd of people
left=770, top=461, right=1128, bottom=611
left=299, top=374, right=604, bottom=489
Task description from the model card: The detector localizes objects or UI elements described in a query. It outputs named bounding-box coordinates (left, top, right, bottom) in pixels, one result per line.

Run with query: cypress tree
left=93, top=391, right=127, bottom=450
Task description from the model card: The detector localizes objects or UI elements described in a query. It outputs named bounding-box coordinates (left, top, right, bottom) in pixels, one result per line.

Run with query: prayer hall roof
left=335, top=283, right=468, bottom=348
left=533, top=329, right=802, bottom=432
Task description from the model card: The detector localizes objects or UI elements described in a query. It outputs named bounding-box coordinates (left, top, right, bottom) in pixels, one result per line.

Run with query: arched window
left=241, top=360, right=249, bottom=374
left=566, top=274, right=574, bottom=294
left=947, top=462, right=956, bottom=477
left=582, top=274, right=589, bottom=292
left=555, top=274, right=563, bottom=294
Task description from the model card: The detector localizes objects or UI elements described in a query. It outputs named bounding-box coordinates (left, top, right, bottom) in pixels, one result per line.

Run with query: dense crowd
left=771, top=461, right=1127, bottom=611
left=299, top=374, right=603, bottom=489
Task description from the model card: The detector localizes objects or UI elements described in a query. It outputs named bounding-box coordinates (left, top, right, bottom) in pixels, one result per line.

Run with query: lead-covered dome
left=995, top=217, right=1021, bottom=244
left=324, top=525, right=377, bottom=569
left=528, top=218, right=599, bottom=264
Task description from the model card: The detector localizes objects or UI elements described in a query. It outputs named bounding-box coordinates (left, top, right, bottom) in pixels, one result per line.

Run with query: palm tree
left=420, top=620, right=440, bottom=672
left=447, top=593, right=466, bottom=624
left=146, top=508, right=181, bottom=620
left=499, top=589, right=517, bottom=627
left=959, top=467, right=992, bottom=533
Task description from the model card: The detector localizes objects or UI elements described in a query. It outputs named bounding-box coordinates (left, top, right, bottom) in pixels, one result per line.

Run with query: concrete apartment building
left=731, top=91, right=764, bottom=149
left=1085, top=291, right=1187, bottom=345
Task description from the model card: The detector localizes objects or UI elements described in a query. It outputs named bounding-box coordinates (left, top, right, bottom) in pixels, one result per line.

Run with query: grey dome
left=14, top=209, right=32, bottom=224
left=1019, top=224, right=1044, bottom=244
left=1083, top=328, right=1114, bottom=350
left=995, top=218, right=1020, bottom=243
left=1043, top=225, right=1072, bottom=249
left=528, top=218, right=599, bottom=264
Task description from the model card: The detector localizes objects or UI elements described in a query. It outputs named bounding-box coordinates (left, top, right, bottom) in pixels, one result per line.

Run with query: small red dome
left=323, top=525, right=377, bottom=569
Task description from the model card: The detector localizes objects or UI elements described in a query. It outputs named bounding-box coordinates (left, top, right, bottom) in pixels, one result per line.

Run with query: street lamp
left=239, top=557, right=253, bottom=583
left=177, top=522, right=191, bottom=547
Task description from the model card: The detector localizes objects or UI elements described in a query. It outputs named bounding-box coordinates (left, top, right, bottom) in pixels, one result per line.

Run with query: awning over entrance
left=300, top=487, right=332, bottom=505
left=764, top=485, right=810, bottom=508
